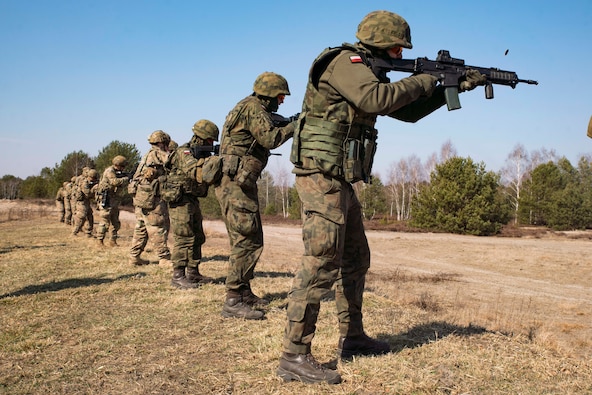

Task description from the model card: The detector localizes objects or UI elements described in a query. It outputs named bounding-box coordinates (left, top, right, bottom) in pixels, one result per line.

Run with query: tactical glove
left=459, top=69, right=487, bottom=92
left=411, top=74, right=439, bottom=96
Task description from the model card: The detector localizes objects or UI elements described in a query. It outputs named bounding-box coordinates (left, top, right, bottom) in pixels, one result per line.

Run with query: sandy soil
left=3, top=199, right=591, bottom=359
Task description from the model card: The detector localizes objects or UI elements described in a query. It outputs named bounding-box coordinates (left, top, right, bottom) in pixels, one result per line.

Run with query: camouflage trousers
left=283, top=173, right=370, bottom=355
left=64, top=199, right=72, bottom=225
left=72, top=199, right=93, bottom=236
left=168, top=195, right=205, bottom=270
left=130, top=201, right=170, bottom=259
left=215, top=174, right=263, bottom=293
left=96, top=204, right=121, bottom=242
left=56, top=200, right=65, bottom=223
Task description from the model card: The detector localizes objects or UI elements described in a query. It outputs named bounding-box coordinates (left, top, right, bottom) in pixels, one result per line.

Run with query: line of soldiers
left=55, top=9, right=491, bottom=385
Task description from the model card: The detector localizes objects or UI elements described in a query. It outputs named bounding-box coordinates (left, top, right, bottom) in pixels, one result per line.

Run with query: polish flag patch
left=349, top=55, right=363, bottom=63
left=183, top=149, right=192, bottom=155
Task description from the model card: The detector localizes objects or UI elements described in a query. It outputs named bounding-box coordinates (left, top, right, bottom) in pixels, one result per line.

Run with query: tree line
left=2, top=140, right=591, bottom=235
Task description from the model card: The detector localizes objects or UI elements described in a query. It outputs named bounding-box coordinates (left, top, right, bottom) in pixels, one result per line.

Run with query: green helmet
left=192, top=119, right=219, bottom=141
left=253, top=72, right=290, bottom=97
left=112, top=155, right=128, bottom=167
left=148, top=130, right=170, bottom=144
left=356, top=10, right=412, bottom=49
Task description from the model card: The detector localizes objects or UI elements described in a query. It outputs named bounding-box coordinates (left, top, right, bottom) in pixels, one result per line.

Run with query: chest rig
left=290, top=43, right=382, bottom=183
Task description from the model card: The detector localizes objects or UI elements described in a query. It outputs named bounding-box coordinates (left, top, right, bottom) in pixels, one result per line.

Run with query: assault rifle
left=367, top=50, right=538, bottom=111
left=115, top=170, right=132, bottom=179
left=190, top=144, right=220, bottom=159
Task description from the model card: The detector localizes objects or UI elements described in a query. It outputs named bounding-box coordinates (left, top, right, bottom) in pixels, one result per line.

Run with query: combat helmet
left=253, top=72, right=290, bottom=97
left=87, top=169, right=98, bottom=180
left=356, top=10, right=412, bottom=49
left=112, top=155, right=128, bottom=167
left=192, top=119, right=219, bottom=141
left=148, top=130, right=171, bottom=144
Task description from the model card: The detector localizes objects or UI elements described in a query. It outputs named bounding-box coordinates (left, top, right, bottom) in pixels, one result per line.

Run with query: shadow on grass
left=0, top=273, right=145, bottom=299
left=382, top=321, right=492, bottom=353
left=0, top=243, right=67, bottom=254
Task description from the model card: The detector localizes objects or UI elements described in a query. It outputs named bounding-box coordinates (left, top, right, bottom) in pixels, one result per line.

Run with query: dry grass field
left=1, top=199, right=591, bottom=394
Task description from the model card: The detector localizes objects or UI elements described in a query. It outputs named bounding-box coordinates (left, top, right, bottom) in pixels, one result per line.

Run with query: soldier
left=96, top=156, right=130, bottom=246
left=215, top=72, right=297, bottom=320
left=128, top=130, right=172, bottom=266
left=163, top=120, right=219, bottom=289
left=63, top=180, right=73, bottom=225
left=55, top=182, right=66, bottom=223
left=277, top=11, right=487, bottom=384
left=72, top=169, right=98, bottom=237
left=69, top=175, right=78, bottom=224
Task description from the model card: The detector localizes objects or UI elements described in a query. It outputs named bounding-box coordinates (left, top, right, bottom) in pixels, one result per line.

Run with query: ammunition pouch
left=133, top=179, right=158, bottom=210
left=236, top=155, right=264, bottom=190
left=295, top=116, right=377, bottom=183
left=201, top=155, right=223, bottom=186
left=160, top=174, right=183, bottom=203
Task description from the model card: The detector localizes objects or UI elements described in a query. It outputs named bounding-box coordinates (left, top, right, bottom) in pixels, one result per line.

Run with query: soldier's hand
left=459, top=69, right=487, bottom=92
left=143, top=167, right=157, bottom=181
left=411, top=74, right=439, bottom=96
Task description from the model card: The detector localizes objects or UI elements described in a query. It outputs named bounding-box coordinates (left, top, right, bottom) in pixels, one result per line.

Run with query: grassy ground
left=1, top=209, right=591, bottom=394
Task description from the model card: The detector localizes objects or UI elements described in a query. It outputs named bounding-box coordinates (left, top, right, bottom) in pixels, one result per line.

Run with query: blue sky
left=1, top=1, right=591, bottom=181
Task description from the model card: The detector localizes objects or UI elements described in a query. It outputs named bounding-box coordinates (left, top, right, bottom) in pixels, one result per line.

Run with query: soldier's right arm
left=327, top=50, right=445, bottom=119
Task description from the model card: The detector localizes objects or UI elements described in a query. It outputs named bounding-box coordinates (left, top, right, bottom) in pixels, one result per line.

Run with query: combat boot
left=186, top=266, right=214, bottom=285
left=171, top=267, right=198, bottom=289
left=337, top=333, right=390, bottom=360
left=241, top=286, right=269, bottom=306
left=108, top=239, right=118, bottom=247
left=96, top=238, right=104, bottom=247
left=277, top=353, right=342, bottom=384
left=129, top=256, right=150, bottom=266
left=221, top=292, right=264, bottom=320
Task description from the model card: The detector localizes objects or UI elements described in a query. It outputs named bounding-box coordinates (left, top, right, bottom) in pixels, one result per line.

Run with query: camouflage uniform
left=55, top=184, right=66, bottom=223
left=96, top=158, right=129, bottom=245
left=215, top=72, right=295, bottom=319
left=63, top=181, right=73, bottom=225
left=163, top=121, right=218, bottom=289
left=69, top=176, right=78, bottom=223
left=129, top=133, right=171, bottom=265
left=72, top=170, right=98, bottom=237
left=277, top=10, right=474, bottom=385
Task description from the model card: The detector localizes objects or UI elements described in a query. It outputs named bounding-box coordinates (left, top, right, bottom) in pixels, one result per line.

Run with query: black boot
left=221, top=291, right=264, bottom=320
left=186, top=266, right=214, bottom=285
left=171, top=267, right=198, bottom=289
left=337, top=333, right=390, bottom=360
left=277, top=352, right=341, bottom=384
left=241, top=285, right=269, bottom=306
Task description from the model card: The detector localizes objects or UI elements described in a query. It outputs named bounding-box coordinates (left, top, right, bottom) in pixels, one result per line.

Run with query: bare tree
left=439, top=139, right=457, bottom=163
left=386, top=155, right=424, bottom=220
left=274, top=165, right=291, bottom=218
left=500, top=144, right=529, bottom=224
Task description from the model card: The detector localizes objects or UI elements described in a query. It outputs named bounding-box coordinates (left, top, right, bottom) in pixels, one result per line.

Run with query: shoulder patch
left=349, top=55, right=363, bottom=63
left=183, top=149, right=192, bottom=155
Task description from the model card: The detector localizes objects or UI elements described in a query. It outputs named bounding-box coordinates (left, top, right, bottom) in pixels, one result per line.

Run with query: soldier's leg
left=145, top=202, right=171, bottom=261
left=215, top=178, right=264, bottom=319
left=96, top=207, right=110, bottom=242
left=84, top=204, right=94, bottom=237
left=334, top=185, right=389, bottom=359
left=185, top=199, right=212, bottom=283
left=169, top=200, right=198, bottom=289
left=129, top=206, right=149, bottom=265
left=109, top=206, right=121, bottom=245
left=283, top=174, right=345, bottom=354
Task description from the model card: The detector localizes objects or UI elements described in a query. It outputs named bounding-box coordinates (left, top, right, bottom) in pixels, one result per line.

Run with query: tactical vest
left=219, top=96, right=269, bottom=190
left=290, top=43, right=381, bottom=183
left=162, top=145, right=207, bottom=202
